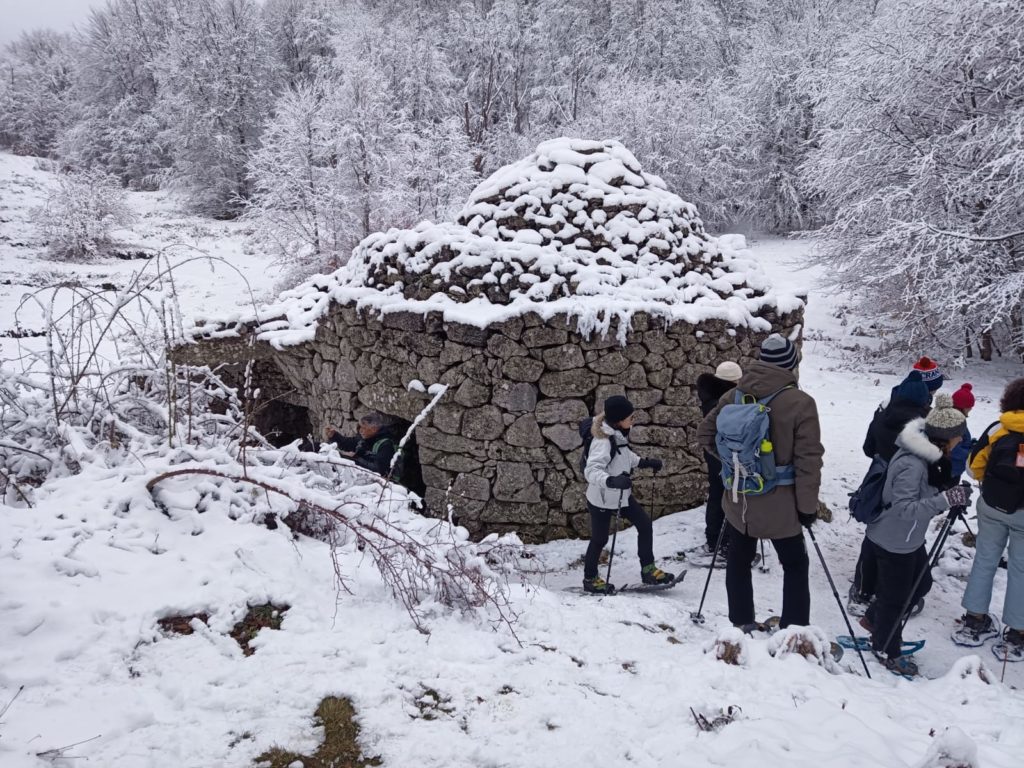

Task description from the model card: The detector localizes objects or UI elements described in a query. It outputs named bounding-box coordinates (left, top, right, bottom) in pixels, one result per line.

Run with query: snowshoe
left=846, top=584, right=872, bottom=618
left=829, top=642, right=844, bottom=663
left=680, top=543, right=727, bottom=569
left=951, top=613, right=1000, bottom=647
left=582, top=577, right=616, bottom=595
left=641, top=564, right=675, bottom=585
left=991, top=628, right=1024, bottom=663
left=876, top=652, right=920, bottom=679
left=836, top=636, right=925, bottom=656
left=619, top=570, right=687, bottom=593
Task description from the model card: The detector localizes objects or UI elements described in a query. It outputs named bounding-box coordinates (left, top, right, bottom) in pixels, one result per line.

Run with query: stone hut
left=178, top=138, right=804, bottom=543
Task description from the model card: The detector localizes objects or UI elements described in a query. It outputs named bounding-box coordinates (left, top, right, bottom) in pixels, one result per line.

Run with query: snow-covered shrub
left=768, top=625, right=838, bottom=672
left=32, top=170, right=133, bottom=260
left=706, top=627, right=748, bottom=666
left=915, top=726, right=979, bottom=768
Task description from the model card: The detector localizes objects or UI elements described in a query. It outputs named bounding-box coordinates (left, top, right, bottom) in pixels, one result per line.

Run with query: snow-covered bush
left=32, top=170, right=133, bottom=260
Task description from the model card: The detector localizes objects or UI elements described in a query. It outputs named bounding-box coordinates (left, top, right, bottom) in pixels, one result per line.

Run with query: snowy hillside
left=2, top=152, right=1024, bottom=768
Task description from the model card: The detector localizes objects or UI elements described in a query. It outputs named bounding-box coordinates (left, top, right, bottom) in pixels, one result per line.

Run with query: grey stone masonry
left=175, top=306, right=804, bottom=543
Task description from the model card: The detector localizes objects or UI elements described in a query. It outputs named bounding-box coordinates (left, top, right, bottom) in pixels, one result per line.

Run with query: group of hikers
left=578, top=333, right=1024, bottom=678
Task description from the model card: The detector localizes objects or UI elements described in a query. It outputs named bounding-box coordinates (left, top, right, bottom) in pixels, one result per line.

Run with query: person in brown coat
left=697, top=334, right=825, bottom=630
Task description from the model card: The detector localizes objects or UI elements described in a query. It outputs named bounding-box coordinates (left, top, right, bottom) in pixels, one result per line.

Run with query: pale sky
left=0, top=0, right=99, bottom=45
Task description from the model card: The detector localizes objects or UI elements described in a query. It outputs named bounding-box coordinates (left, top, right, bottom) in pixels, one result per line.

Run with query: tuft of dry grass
left=157, top=612, right=210, bottom=635
left=230, top=603, right=289, bottom=656
left=255, top=696, right=381, bottom=768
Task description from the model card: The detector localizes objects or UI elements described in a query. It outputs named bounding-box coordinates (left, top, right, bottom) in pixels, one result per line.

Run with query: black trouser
left=705, top=451, right=728, bottom=550
left=852, top=535, right=877, bottom=598
left=726, top=523, right=810, bottom=628
left=583, top=498, right=654, bottom=579
left=864, top=540, right=932, bottom=660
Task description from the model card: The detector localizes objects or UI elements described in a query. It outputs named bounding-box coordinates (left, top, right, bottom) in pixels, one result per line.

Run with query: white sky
left=0, top=0, right=99, bottom=45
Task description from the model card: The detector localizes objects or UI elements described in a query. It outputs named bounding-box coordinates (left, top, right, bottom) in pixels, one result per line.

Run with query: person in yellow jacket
left=952, top=378, right=1024, bottom=661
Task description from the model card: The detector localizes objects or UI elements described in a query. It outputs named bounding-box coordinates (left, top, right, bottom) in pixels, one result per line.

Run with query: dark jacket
left=332, top=428, right=399, bottom=479
left=863, top=399, right=930, bottom=461
left=697, top=361, right=824, bottom=539
left=697, top=373, right=737, bottom=417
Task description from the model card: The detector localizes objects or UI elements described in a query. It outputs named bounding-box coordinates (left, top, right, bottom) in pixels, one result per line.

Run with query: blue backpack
left=848, top=455, right=891, bottom=523
left=714, top=386, right=795, bottom=499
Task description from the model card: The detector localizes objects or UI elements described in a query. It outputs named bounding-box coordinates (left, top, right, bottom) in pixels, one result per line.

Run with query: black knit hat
left=759, top=334, right=799, bottom=370
left=604, top=395, right=635, bottom=425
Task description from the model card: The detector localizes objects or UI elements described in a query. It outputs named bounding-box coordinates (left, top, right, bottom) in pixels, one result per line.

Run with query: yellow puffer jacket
left=969, top=410, right=1024, bottom=479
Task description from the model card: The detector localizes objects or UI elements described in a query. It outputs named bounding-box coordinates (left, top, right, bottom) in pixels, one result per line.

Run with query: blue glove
left=638, top=458, right=663, bottom=472
left=606, top=473, right=632, bottom=490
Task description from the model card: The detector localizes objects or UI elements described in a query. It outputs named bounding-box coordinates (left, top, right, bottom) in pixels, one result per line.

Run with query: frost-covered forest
left=1, top=0, right=1022, bottom=356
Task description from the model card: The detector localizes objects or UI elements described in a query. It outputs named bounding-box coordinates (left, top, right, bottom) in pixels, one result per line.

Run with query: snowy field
left=2, top=153, right=1023, bottom=767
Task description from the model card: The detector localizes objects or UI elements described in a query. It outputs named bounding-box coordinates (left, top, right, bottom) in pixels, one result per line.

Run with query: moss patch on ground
left=254, top=697, right=381, bottom=767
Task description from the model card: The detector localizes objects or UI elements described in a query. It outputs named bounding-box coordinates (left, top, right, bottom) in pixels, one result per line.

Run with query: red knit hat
left=951, top=383, right=975, bottom=410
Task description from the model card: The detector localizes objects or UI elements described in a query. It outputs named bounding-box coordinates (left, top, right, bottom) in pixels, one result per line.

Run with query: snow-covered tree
left=805, top=0, right=1024, bottom=360
left=154, top=0, right=279, bottom=217
left=0, top=30, right=75, bottom=156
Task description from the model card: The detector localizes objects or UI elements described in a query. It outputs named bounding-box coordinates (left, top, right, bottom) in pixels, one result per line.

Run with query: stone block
left=440, top=341, right=475, bottom=367
left=452, top=472, right=491, bottom=502
left=357, top=385, right=424, bottom=421
left=416, top=427, right=485, bottom=455
left=463, top=405, right=505, bottom=440
left=505, top=414, right=544, bottom=447
left=430, top=404, right=464, bottom=435
left=539, top=369, right=599, bottom=398
left=626, top=388, right=663, bottom=409
left=594, top=384, right=625, bottom=406
left=492, top=381, right=538, bottom=412
left=487, top=334, right=528, bottom=359
left=651, top=405, right=702, bottom=427
left=434, top=454, right=485, bottom=473
left=446, top=322, right=488, bottom=347
left=487, top=444, right=549, bottom=463
left=630, top=424, right=688, bottom=447
left=588, top=350, right=630, bottom=376
left=522, top=326, right=568, bottom=348
left=502, top=356, right=545, bottom=382
left=535, top=398, right=589, bottom=424
left=542, top=424, right=583, bottom=451
left=642, top=353, right=668, bottom=373
left=579, top=332, right=619, bottom=351
left=643, top=331, right=677, bottom=354
left=494, top=462, right=540, bottom=503
left=619, top=363, right=648, bottom=389
left=647, top=369, right=672, bottom=389
left=334, top=358, right=358, bottom=391
left=421, top=464, right=454, bottom=490
left=623, top=343, right=647, bottom=362
left=383, top=311, right=425, bottom=333
left=542, top=344, right=585, bottom=371
left=493, top=316, right=525, bottom=340
left=453, top=379, right=491, bottom=407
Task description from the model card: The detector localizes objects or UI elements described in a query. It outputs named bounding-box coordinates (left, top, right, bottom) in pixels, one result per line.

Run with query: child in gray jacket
left=581, top=395, right=673, bottom=594
left=863, top=394, right=970, bottom=676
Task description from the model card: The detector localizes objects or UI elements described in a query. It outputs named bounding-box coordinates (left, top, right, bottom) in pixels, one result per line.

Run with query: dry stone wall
left=254, top=303, right=803, bottom=543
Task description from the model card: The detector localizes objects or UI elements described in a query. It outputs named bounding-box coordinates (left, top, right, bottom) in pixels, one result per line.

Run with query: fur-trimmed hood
left=591, top=413, right=623, bottom=441
left=895, top=417, right=943, bottom=463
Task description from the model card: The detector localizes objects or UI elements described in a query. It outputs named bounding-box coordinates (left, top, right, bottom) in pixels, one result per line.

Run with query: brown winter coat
left=696, top=361, right=824, bottom=539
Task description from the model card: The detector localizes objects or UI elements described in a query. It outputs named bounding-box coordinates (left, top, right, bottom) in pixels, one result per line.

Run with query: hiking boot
left=878, top=653, right=919, bottom=678
left=909, top=597, right=925, bottom=618
left=641, top=564, right=675, bottom=585
left=735, top=619, right=778, bottom=636
left=951, top=613, right=1000, bottom=647
left=583, top=577, right=616, bottom=595
left=992, top=628, right=1024, bottom=662
left=847, top=584, right=872, bottom=618
left=858, top=615, right=875, bottom=634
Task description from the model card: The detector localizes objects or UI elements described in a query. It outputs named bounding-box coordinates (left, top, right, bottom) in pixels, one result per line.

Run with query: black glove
left=638, top=458, right=663, bottom=472
left=798, top=512, right=817, bottom=529
left=944, top=485, right=972, bottom=509
left=606, top=473, right=632, bottom=490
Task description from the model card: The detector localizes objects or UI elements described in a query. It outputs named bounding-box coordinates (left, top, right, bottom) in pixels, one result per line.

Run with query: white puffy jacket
left=584, top=415, right=641, bottom=509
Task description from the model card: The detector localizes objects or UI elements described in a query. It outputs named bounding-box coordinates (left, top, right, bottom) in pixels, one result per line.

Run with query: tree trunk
left=980, top=329, right=993, bottom=362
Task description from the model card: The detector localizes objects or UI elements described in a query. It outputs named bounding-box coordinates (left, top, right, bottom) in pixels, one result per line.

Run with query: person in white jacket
left=582, top=395, right=673, bottom=594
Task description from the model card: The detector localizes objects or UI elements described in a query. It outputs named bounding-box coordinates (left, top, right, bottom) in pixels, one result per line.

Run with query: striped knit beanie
left=912, top=356, right=944, bottom=392
left=759, top=334, right=798, bottom=370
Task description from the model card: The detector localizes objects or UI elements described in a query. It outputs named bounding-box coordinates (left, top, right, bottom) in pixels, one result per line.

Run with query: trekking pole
left=605, top=487, right=626, bottom=585
left=882, top=503, right=965, bottom=652
left=690, top=521, right=726, bottom=625
left=806, top=526, right=871, bottom=678
left=759, top=539, right=768, bottom=572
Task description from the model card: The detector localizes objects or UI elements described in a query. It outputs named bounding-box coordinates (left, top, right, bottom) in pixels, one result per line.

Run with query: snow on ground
left=2, top=155, right=1024, bottom=767
left=0, top=153, right=281, bottom=364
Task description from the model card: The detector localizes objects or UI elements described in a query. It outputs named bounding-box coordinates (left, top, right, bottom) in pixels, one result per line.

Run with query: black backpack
left=849, top=454, right=892, bottom=523
left=578, top=417, right=619, bottom=475
left=971, top=422, right=1024, bottom=514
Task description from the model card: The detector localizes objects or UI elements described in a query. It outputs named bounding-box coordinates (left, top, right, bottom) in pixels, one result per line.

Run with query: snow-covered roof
left=187, top=138, right=803, bottom=348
